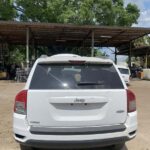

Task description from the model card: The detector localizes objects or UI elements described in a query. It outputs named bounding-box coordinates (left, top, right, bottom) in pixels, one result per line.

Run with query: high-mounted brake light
left=127, top=89, right=136, bottom=113
left=69, top=60, right=86, bottom=64
left=14, top=90, right=27, bottom=115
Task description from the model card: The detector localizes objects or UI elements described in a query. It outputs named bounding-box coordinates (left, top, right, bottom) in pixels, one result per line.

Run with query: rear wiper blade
left=77, top=82, right=103, bottom=86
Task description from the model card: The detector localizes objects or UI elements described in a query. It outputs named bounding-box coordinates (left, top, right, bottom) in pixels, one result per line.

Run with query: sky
left=125, top=0, right=150, bottom=27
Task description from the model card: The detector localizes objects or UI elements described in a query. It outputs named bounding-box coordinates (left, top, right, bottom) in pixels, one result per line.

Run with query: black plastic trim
left=15, top=134, right=25, bottom=139
left=20, top=137, right=128, bottom=149
left=30, top=124, right=126, bottom=135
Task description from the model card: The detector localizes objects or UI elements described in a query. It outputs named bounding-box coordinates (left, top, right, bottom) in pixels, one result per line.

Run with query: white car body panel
left=117, top=65, right=130, bottom=84
left=27, top=90, right=127, bottom=127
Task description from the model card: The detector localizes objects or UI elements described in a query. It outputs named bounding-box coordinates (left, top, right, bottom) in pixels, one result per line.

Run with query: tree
left=0, top=0, right=16, bottom=20
left=15, top=0, right=140, bottom=26
left=134, top=35, right=150, bottom=47
left=7, top=45, right=25, bottom=65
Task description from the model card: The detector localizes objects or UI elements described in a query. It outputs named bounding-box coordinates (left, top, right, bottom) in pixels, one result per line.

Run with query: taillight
left=127, top=89, right=136, bottom=113
left=14, top=90, right=27, bottom=115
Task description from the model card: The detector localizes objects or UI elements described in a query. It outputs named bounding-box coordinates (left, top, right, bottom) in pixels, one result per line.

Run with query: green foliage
left=126, top=57, right=141, bottom=67
left=0, top=0, right=140, bottom=31
left=15, top=0, right=140, bottom=26
left=44, top=46, right=91, bottom=57
left=0, top=0, right=16, bottom=20
left=95, top=49, right=107, bottom=57
left=71, top=47, right=91, bottom=56
left=134, top=35, right=150, bottom=47
left=9, top=46, right=25, bottom=65
left=16, top=0, right=47, bottom=21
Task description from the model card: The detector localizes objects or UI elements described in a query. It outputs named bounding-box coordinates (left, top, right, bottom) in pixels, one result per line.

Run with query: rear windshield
left=118, top=68, right=129, bottom=75
left=30, top=64, right=124, bottom=89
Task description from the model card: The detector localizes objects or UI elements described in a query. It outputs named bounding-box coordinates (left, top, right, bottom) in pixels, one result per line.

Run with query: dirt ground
left=0, top=80, right=150, bottom=150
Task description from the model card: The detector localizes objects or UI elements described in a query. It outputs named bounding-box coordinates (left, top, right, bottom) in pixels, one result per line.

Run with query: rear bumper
left=20, top=137, right=128, bottom=149
left=30, top=124, right=126, bottom=135
left=13, top=112, right=137, bottom=148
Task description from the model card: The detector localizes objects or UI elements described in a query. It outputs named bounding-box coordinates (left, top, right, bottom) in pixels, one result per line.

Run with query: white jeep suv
left=13, top=54, right=137, bottom=149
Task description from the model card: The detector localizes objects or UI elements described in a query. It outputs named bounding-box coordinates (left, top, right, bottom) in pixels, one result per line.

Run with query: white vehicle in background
left=13, top=54, right=137, bottom=150
left=117, top=65, right=130, bottom=85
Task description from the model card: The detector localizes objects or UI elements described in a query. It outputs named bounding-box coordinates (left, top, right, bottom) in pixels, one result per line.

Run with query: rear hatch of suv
left=118, top=67, right=130, bottom=83
left=27, top=62, right=127, bottom=129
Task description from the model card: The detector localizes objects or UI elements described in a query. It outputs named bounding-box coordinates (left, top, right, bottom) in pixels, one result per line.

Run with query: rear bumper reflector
left=30, top=124, right=126, bottom=135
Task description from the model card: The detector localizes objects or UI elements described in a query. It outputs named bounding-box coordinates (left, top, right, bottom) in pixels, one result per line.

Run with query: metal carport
left=0, top=21, right=150, bottom=69
left=117, top=46, right=150, bottom=68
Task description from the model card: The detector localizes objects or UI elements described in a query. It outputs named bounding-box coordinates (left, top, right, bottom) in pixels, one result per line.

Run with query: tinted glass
left=118, top=68, right=129, bottom=75
left=30, top=64, right=124, bottom=89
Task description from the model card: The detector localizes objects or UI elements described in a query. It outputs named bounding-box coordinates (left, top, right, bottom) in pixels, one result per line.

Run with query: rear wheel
left=20, top=144, right=35, bottom=150
left=112, top=143, right=125, bottom=150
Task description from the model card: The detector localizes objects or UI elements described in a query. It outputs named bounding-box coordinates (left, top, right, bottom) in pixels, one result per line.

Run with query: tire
left=20, top=144, right=35, bottom=150
left=112, top=143, right=125, bottom=150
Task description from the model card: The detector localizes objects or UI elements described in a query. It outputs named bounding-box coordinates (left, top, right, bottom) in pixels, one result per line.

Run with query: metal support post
left=26, top=28, right=29, bottom=71
left=128, top=42, right=132, bottom=67
left=32, top=39, right=36, bottom=61
left=91, top=31, right=94, bottom=57
left=115, top=48, right=117, bottom=64
left=145, top=53, right=148, bottom=68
